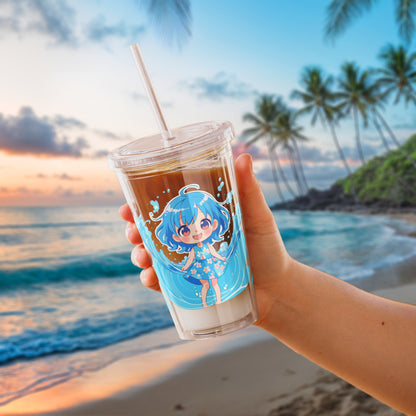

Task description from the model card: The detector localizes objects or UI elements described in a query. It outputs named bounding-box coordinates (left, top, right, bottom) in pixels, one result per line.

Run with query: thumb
left=235, top=153, right=278, bottom=236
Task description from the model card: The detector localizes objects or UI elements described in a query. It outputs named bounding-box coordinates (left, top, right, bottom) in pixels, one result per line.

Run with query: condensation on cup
left=108, top=121, right=258, bottom=340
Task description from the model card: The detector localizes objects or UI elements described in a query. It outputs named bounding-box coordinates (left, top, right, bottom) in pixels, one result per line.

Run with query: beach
left=2, top=279, right=414, bottom=416
left=0, top=211, right=413, bottom=416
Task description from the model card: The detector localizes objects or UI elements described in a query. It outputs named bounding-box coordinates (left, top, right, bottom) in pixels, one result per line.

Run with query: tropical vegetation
left=337, top=135, right=416, bottom=206
left=242, top=43, right=416, bottom=206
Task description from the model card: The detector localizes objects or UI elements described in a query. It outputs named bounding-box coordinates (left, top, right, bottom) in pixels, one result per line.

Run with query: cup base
left=178, top=309, right=257, bottom=340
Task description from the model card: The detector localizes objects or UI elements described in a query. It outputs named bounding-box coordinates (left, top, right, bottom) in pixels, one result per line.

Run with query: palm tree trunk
left=292, top=139, right=309, bottom=193
left=373, top=114, right=390, bottom=151
left=353, top=106, right=365, bottom=164
left=328, top=119, right=358, bottom=203
left=267, top=143, right=285, bottom=203
left=269, top=139, right=297, bottom=198
left=374, top=109, right=401, bottom=147
left=287, top=147, right=304, bottom=195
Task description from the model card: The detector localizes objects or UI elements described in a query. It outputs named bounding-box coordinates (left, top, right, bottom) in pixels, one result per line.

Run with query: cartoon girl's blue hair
left=151, top=184, right=230, bottom=253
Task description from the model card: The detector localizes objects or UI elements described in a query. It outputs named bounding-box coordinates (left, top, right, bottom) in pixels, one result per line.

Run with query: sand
left=2, top=213, right=415, bottom=416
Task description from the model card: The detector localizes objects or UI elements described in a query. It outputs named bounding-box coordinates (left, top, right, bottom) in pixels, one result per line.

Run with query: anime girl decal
left=151, top=184, right=231, bottom=308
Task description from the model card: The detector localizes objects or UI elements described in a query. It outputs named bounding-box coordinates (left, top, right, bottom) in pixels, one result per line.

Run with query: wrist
left=254, top=254, right=300, bottom=332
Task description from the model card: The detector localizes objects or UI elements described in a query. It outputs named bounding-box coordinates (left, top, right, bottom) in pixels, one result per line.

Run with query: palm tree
left=325, top=0, right=416, bottom=43
left=273, top=109, right=310, bottom=194
left=372, top=44, right=416, bottom=167
left=368, top=89, right=416, bottom=169
left=376, top=44, right=416, bottom=106
left=337, top=61, right=379, bottom=164
left=139, top=0, right=192, bottom=46
left=242, top=95, right=297, bottom=201
left=291, top=66, right=358, bottom=201
left=375, top=43, right=416, bottom=152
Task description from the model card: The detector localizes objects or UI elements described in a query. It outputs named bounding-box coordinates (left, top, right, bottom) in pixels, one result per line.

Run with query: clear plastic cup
left=108, top=121, right=258, bottom=340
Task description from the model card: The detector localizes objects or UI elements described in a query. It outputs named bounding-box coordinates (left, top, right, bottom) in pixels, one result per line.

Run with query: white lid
left=108, top=121, right=234, bottom=172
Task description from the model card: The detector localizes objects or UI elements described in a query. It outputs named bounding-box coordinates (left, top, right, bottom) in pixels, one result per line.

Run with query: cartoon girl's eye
left=200, top=218, right=212, bottom=230
left=178, top=225, right=190, bottom=237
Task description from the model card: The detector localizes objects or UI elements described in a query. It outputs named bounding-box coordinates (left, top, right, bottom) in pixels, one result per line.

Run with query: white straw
left=130, top=43, right=173, bottom=141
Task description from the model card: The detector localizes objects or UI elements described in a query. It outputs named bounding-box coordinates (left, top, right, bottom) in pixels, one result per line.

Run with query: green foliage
left=337, top=134, right=416, bottom=206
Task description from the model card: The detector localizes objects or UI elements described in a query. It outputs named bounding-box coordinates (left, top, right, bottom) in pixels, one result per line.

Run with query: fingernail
left=131, top=249, right=140, bottom=267
left=125, top=223, right=135, bottom=241
left=247, top=154, right=253, bottom=175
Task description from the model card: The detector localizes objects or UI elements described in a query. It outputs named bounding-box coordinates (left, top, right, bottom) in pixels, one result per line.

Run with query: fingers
left=125, top=222, right=142, bottom=245
left=139, top=267, right=161, bottom=292
left=119, top=204, right=142, bottom=244
left=235, top=153, right=277, bottom=235
left=131, top=244, right=161, bottom=292
left=131, top=244, right=152, bottom=269
left=119, top=204, right=160, bottom=292
left=119, top=204, right=134, bottom=222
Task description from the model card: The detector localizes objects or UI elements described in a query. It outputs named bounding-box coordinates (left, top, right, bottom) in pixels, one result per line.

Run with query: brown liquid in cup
left=128, top=166, right=236, bottom=263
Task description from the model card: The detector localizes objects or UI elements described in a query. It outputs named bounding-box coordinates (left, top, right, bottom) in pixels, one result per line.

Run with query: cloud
left=390, top=121, right=416, bottom=130
left=84, top=16, right=145, bottom=43
left=93, top=129, right=120, bottom=140
left=27, top=172, right=81, bottom=180
left=0, top=107, right=89, bottom=157
left=55, top=173, right=81, bottom=181
left=298, top=145, right=338, bottom=163
left=0, top=0, right=78, bottom=45
left=53, top=186, right=97, bottom=199
left=0, top=0, right=145, bottom=46
left=255, top=161, right=349, bottom=191
left=85, top=16, right=127, bottom=42
left=184, top=72, right=258, bottom=101
left=52, top=115, right=87, bottom=129
left=92, top=149, right=109, bottom=158
left=82, top=16, right=145, bottom=45
left=232, top=142, right=269, bottom=161
left=28, top=0, right=77, bottom=45
left=129, top=92, right=147, bottom=101
left=84, top=15, right=146, bottom=42
left=341, top=142, right=384, bottom=161
left=128, top=91, right=173, bottom=108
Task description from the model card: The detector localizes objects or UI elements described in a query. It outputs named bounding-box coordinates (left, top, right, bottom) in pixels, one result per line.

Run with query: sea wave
left=0, top=251, right=138, bottom=291
left=0, top=221, right=111, bottom=230
left=0, top=304, right=172, bottom=366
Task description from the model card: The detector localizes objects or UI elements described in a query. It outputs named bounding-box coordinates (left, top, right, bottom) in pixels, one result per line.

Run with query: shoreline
left=18, top=278, right=415, bottom=416
left=2, top=211, right=415, bottom=416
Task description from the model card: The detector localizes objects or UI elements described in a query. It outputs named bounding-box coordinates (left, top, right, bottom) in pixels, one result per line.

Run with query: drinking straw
left=130, top=43, right=173, bottom=141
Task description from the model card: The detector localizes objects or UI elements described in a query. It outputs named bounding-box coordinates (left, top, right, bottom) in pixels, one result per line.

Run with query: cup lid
left=108, top=120, right=234, bottom=172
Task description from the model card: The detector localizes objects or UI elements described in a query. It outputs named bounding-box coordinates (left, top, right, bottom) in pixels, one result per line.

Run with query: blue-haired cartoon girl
left=151, top=184, right=230, bottom=308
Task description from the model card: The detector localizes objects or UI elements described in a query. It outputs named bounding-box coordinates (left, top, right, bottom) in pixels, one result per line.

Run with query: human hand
left=119, top=153, right=293, bottom=327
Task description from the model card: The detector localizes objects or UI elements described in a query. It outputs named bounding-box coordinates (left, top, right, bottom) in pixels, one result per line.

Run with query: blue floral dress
left=185, top=244, right=226, bottom=280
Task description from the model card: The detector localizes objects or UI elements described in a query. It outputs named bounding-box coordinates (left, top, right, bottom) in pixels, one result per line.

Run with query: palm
left=376, top=44, right=416, bottom=105
left=242, top=95, right=295, bottom=202
left=337, top=62, right=378, bottom=164
left=291, top=67, right=357, bottom=200
left=325, top=0, right=416, bottom=43
left=140, top=0, right=192, bottom=46
left=273, top=110, right=310, bottom=194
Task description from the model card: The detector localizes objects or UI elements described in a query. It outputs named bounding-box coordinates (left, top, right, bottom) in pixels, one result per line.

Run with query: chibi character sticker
left=151, top=184, right=230, bottom=308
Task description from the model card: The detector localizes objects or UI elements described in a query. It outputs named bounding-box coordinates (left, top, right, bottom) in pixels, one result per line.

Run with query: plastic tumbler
left=108, top=120, right=258, bottom=340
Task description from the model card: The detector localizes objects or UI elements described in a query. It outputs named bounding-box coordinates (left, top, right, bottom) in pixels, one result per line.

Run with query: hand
left=119, top=153, right=293, bottom=327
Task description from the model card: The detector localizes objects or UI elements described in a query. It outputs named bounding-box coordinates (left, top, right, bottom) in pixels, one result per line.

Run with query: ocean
left=0, top=206, right=415, bottom=406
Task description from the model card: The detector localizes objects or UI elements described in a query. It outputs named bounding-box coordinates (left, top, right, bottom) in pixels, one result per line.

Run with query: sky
left=0, top=0, right=415, bottom=206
